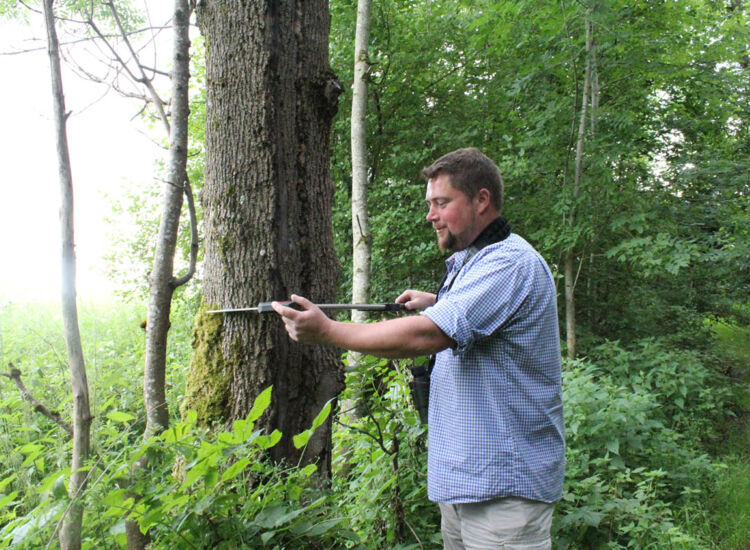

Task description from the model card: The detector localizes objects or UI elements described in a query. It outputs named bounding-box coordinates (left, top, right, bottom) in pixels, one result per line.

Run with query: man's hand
left=272, top=294, right=332, bottom=344
left=396, top=289, right=437, bottom=311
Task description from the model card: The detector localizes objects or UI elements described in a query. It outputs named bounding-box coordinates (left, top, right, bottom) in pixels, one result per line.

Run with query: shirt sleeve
left=422, top=248, right=533, bottom=355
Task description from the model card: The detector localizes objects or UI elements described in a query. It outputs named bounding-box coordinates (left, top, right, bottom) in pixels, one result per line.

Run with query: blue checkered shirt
left=422, top=233, right=565, bottom=504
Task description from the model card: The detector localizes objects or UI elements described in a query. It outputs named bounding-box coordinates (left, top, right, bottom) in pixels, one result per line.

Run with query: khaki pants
left=439, top=497, right=554, bottom=550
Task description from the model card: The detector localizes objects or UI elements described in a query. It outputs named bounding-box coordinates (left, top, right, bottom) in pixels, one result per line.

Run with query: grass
left=705, top=316, right=750, bottom=549
left=709, top=459, right=750, bottom=549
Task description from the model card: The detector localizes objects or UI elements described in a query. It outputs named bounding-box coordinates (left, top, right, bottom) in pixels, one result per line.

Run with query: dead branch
left=0, top=26, right=172, bottom=56
left=2, top=363, right=73, bottom=438
left=104, top=0, right=170, bottom=134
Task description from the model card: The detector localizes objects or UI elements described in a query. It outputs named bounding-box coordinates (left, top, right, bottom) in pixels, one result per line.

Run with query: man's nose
left=426, top=204, right=438, bottom=222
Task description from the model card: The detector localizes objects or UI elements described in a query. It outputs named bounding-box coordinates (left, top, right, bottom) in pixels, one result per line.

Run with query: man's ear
left=475, top=188, right=492, bottom=213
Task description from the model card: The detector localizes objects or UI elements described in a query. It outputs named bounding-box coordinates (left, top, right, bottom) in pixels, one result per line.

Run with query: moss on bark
left=181, top=304, right=231, bottom=424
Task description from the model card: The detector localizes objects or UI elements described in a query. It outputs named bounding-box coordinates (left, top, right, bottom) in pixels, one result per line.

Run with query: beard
left=437, top=229, right=457, bottom=252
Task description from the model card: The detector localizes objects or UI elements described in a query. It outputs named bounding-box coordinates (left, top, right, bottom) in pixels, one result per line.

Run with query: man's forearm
left=323, top=315, right=452, bottom=359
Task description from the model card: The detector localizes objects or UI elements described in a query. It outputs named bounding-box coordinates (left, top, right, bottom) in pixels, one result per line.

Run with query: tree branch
left=2, top=363, right=73, bottom=438
left=173, top=173, right=199, bottom=288
left=104, top=0, right=170, bottom=134
left=335, top=418, right=393, bottom=456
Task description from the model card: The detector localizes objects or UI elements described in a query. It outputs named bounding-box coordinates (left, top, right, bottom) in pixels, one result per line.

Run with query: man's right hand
left=395, top=290, right=437, bottom=311
left=272, top=295, right=332, bottom=345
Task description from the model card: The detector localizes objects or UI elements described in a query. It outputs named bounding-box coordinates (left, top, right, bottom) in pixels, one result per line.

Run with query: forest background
left=0, top=0, right=749, bottom=549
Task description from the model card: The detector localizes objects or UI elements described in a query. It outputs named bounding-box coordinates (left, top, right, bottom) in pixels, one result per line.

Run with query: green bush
left=332, top=355, right=441, bottom=549
left=1, top=388, right=358, bottom=549
left=1, top=301, right=744, bottom=549
left=554, top=340, right=730, bottom=549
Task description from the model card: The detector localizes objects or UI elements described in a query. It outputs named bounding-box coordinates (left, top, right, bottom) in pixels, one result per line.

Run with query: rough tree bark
left=186, top=0, right=344, bottom=476
left=42, top=1, right=92, bottom=548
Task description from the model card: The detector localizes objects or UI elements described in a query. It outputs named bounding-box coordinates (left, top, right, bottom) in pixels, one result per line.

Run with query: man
left=273, top=147, right=565, bottom=550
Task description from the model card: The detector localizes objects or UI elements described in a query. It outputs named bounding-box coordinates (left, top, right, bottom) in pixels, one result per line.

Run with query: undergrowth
left=0, top=300, right=748, bottom=548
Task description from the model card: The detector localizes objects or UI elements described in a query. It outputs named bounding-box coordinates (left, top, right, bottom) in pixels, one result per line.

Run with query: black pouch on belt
left=409, top=356, right=434, bottom=424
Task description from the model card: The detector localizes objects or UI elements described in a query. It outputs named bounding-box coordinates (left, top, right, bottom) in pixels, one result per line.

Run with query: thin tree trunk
left=344, top=0, right=373, bottom=419
left=143, top=0, right=192, bottom=443
left=126, top=2, right=193, bottom=547
left=565, top=11, right=593, bottom=360
left=351, top=0, right=372, bottom=324
left=189, top=0, right=344, bottom=477
left=42, top=2, right=92, bottom=548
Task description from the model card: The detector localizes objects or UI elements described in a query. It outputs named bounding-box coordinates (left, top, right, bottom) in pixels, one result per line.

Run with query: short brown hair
left=421, top=147, right=503, bottom=210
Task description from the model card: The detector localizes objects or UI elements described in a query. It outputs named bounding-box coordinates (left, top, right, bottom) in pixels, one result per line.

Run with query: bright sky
left=0, top=7, right=172, bottom=303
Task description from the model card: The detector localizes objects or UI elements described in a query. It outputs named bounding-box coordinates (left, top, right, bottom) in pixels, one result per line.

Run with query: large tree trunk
left=42, top=1, right=92, bottom=548
left=188, top=0, right=344, bottom=476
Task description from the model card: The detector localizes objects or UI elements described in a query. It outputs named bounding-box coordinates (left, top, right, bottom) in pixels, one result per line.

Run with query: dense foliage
left=0, top=303, right=747, bottom=548
left=329, top=0, right=749, bottom=343
left=1, top=0, right=749, bottom=548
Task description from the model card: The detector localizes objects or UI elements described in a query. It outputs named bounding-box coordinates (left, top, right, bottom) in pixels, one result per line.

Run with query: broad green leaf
left=311, top=399, right=333, bottom=431
left=221, top=457, right=251, bottom=482
left=248, top=386, right=273, bottom=422
left=0, top=474, right=17, bottom=492
left=107, top=411, right=136, bottom=423
left=0, top=491, right=18, bottom=510
left=255, top=429, right=282, bottom=450
left=305, top=518, right=344, bottom=536
left=605, top=439, right=620, bottom=455
left=52, top=475, right=67, bottom=499
left=102, top=488, right=127, bottom=507
left=182, top=459, right=209, bottom=488
left=254, top=504, right=304, bottom=529
left=292, top=430, right=310, bottom=450
left=293, top=399, right=334, bottom=449
left=184, top=409, right=198, bottom=425
left=109, top=518, right=127, bottom=538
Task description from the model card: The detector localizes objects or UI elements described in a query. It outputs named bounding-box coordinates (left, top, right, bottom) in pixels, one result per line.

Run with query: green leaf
left=205, top=466, right=219, bottom=488
left=292, top=430, right=310, bottom=450
left=182, top=459, right=209, bottom=488
left=254, top=504, right=304, bottom=529
left=107, top=411, right=136, bottom=423
left=305, top=518, right=343, bottom=536
left=605, top=439, right=620, bottom=455
left=293, top=399, right=334, bottom=449
left=52, top=475, right=67, bottom=499
left=221, top=458, right=251, bottom=482
left=184, top=409, right=198, bottom=425
left=248, top=386, right=273, bottom=422
left=0, top=491, right=18, bottom=510
left=109, top=518, right=127, bottom=540
left=102, top=488, right=128, bottom=507
left=0, top=474, right=17, bottom=492
left=311, top=399, right=333, bottom=431
left=254, top=429, right=282, bottom=450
